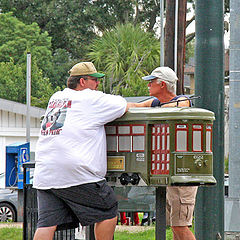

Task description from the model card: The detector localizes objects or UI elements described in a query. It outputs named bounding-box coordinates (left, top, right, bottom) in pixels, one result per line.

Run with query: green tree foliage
left=0, top=13, right=56, bottom=107
left=91, top=0, right=160, bottom=32
left=0, top=0, right=229, bottom=59
left=1, top=0, right=228, bottom=95
left=48, top=48, right=74, bottom=89
left=0, top=0, right=161, bottom=60
left=0, top=59, right=55, bottom=108
left=185, top=39, right=195, bottom=63
left=0, top=0, right=97, bottom=59
left=88, top=23, right=160, bottom=97
left=0, top=12, right=52, bottom=77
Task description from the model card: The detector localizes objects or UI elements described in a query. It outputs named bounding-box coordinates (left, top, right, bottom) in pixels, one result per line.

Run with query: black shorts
left=36, top=180, right=118, bottom=230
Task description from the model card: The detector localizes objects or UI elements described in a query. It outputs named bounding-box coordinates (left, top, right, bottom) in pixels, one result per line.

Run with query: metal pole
left=160, top=0, right=165, bottom=66
left=194, top=0, right=225, bottom=239
left=26, top=53, right=31, bottom=142
left=23, top=167, right=27, bottom=240
left=86, top=225, right=95, bottom=240
left=174, top=0, right=178, bottom=73
left=155, top=187, right=166, bottom=240
left=225, top=0, right=240, bottom=232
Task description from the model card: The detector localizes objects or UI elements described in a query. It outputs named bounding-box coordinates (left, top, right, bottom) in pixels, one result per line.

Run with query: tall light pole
left=194, top=1, right=225, bottom=239
left=26, top=52, right=31, bottom=143
left=225, top=0, right=240, bottom=234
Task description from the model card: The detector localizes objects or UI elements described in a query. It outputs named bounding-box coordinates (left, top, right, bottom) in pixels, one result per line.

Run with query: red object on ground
left=134, top=212, right=139, bottom=225
left=120, top=212, right=127, bottom=225
left=120, top=212, right=139, bottom=225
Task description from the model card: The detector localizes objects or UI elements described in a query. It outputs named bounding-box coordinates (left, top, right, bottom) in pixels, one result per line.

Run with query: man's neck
left=155, top=92, right=176, bottom=104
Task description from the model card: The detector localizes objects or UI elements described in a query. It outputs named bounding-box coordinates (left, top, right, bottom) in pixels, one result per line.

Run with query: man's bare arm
left=162, top=97, right=190, bottom=108
left=125, top=99, right=154, bottom=112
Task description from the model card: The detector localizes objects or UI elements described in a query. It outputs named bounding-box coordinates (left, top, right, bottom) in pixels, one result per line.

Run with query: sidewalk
left=0, top=222, right=23, bottom=228
left=116, top=225, right=154, bottom=233
left=225, top=232, right=240, bottom=240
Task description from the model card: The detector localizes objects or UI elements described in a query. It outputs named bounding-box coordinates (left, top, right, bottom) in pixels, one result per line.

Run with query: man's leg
left=167, top=186, right=197, bottom=240
left=95, top=216, right=118, bottom=240
left=172, top=226, right=196, bottom=240
left=33, top=225, right=57, bottom=240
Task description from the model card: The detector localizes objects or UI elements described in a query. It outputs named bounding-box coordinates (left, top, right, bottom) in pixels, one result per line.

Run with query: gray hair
left=156, top=78, right=177, bottom=94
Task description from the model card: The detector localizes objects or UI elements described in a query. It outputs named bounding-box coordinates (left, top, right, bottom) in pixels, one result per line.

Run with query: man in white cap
left=33, top=62, right=139, bottom=240
left=141, top=67, right=198, bottom=240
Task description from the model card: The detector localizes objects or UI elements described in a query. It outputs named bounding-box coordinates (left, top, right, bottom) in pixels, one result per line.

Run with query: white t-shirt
left=33, top=88, right=127, bottom=189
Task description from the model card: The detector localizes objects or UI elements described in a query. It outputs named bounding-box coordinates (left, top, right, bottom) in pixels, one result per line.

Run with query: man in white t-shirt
left=33, top=62, right=137, bottom=240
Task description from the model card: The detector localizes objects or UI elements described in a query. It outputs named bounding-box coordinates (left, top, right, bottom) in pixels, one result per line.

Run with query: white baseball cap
left=142, top=67, right=178, bottom=83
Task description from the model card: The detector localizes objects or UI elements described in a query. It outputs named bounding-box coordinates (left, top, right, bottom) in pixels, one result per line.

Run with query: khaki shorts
left=166, top=186, right=198, bottom=227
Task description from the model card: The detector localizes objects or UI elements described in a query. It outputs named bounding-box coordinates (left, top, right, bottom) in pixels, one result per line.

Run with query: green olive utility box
left=105, top=107, right=216, bottom=186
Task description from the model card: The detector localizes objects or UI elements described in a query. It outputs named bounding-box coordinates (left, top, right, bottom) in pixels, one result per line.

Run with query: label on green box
left=107, top=156, right=125, bottom=171
left=174, top=153, right=212, bottom=175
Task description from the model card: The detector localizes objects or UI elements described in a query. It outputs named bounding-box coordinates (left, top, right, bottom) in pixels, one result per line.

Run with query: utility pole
left=164, top=0, right=175, bottom=70
left=164, top=0, right=187, bottom=94
left=177, top=0, right=187, bottom=94
left=194, top=1, right=225, bottom=239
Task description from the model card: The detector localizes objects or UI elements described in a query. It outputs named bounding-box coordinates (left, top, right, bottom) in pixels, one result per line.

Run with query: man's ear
left=160, top=81, right=166, bottom=88
left=79, top=78, right=86, bottom=87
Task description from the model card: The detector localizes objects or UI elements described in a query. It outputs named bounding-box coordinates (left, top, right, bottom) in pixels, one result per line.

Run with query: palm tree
left=88, top=23, right=160, bottom=97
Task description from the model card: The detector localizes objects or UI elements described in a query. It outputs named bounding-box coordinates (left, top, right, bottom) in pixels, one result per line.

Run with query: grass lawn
left=0, top=227, right=22, bottom=240
left=114, top=227, right=173, bottom=240
left=0, top=225, right=194, bottom=240
left=0, top=226, right=174, bottom=240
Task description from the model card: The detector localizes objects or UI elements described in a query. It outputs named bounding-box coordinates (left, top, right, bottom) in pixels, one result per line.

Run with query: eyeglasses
left=148, top=78, right=159, bottom=84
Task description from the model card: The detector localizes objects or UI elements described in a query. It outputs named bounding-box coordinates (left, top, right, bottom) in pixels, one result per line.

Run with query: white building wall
left=0, top=110, right=41, bottom=128
left=0, top=102, right=44, bottom=188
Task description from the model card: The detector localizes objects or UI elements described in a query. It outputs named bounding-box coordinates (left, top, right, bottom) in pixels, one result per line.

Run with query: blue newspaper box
left=6, top=142, right=30, bottom=189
